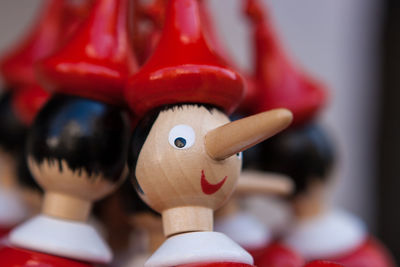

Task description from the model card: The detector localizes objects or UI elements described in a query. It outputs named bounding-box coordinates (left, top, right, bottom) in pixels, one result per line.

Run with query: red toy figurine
left=0, top=0, right=79, bottom=237
left=241, top=0, right=396, bottom=266
left=124, top=0, right=293, bottom=266
left=0, top=0, right=136, bottom=266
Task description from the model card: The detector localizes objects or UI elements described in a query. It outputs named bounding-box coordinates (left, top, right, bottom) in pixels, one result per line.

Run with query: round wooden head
left=27, top=95, right=131, bottom=221
left=129, top=105, right=292, bottom=236
left=135, top=105, right=240, bottom=212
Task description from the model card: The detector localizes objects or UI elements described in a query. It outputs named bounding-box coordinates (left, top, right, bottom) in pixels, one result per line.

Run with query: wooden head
left=129, top=104, right=292, bottom=237
left=27, top=95, right=131, bottom=222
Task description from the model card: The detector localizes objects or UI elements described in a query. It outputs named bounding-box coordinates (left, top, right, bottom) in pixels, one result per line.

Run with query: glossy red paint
left=0, top=246, right=93, bottom=267
left=0, top=0, right=67, bottom=89
left=240, top=0, right=326, bottom=126
left=132, top=0, right=166, bottom=65
left=251, top=242, right=305, bottom=267
left=125, top=0, right=244, bottom=118
left=200, top=170, right=227, bottom=195
left=331, top=237, right=395, bottom=267
left=12, top=84, right=50, bottom=126
left=305, top=261, right=344, bottom=267
left=37, top=0, right=138, bottom=106
left=178, top=263, right=255, bottom=267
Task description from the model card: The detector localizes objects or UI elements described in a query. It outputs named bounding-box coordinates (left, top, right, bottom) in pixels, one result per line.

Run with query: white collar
left=0, top=187, right=28, bottom=226
left=215, top=212, right=271, bottom=249
left=9, top=215, right=112, bottom=263
left=283, top=209, right=367, bottom=260
left=145, top=231, right=253, bottom=267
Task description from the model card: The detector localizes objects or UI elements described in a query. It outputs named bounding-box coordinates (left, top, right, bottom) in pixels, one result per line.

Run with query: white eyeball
left=168, top=124, right=195, bottom=149
left=236, top=152, right=243, bottom=160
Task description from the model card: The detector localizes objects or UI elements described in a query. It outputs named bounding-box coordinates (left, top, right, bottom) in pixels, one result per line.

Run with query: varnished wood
left=236, top=170, right=294, bottom=196
left=42, top=192, right=92, bottom=222
left=28, top=157, right=126, bottom=221
left=205, top=109, right=293, bottom=161
left=163, top=207, right=213, bottom=237
left=135, top=105, right=292, bottom=237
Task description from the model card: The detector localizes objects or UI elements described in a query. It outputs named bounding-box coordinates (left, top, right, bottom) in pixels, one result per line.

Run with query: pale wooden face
left=28, top=157, right=126, bottom=202
left=135, top=105, right=242, bottom=213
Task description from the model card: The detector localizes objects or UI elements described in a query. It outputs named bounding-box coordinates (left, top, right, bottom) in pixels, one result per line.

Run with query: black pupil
left=174, top=137, right=186, bottom=148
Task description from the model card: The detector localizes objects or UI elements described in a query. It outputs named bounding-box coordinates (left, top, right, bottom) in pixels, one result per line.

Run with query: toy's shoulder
left=333, top=237, right=395, bottom=267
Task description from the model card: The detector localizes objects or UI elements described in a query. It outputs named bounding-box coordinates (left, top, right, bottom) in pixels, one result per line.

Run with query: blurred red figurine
left=241, top=0, right=396, bottom=266
left=0, top=0, right=78, bottom=238
left=0, top=0, right=136, bottom=266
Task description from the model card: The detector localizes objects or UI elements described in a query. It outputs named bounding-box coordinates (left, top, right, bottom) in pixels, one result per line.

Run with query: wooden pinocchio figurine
left=124, top=0, right=293, bottom=266
left=0, top=0, right=136, bottom=266
left=242, top=0, right=396, bottom=266
left=0, top=0, right=80, bottom=237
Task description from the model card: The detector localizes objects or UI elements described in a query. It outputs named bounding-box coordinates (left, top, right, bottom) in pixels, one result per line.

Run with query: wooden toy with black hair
left=0, top=0, right=137, bottom=266
left=0, top=0, right=91, bottom=238
left=124, top=0, right=293, bottom=266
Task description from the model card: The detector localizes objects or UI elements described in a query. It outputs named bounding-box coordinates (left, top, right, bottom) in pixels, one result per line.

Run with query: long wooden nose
left=236, top=170, right=294, bottom=196
left=205, top=108, right=293, bottom=161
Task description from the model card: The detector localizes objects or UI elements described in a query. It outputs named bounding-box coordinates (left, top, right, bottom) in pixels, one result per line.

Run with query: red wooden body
left=178, top=263, right=255, bottom=267
left=330, top=238, right=395, bottom=267
left=305, top=261, right=343, bottom=267
left=0, top=246, right=93, bottom=267
left=250, top=242, right=305, bottom=267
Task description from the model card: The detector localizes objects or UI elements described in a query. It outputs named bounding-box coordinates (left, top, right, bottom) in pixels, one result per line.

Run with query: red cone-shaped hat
left=125, top=0, right=244, bottom=117
left=37, top=0, right=138, bottom=106
left=241, top=0, right=327, bottom=126
left=0, top=0, right=67, bottom=89
left=132, top=0, right=167, bottom=65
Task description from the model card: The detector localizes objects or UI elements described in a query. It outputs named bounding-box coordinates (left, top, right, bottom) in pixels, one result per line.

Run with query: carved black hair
left=0, top=91, right=27, bottom=153
left=245, top=123, right=334, bottom=196
left=127, top=103, right=220, bottom=195
left=27, top=93, right=131, bottom=183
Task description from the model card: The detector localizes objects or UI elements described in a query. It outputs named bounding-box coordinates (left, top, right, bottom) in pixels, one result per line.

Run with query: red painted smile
left=200, top=170, right=227, bottom=195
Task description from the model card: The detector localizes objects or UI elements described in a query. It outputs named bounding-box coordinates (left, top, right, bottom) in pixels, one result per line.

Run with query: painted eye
left=169, top=124, right=195, bottom=149
left=236, top=152, right=243, bottom=159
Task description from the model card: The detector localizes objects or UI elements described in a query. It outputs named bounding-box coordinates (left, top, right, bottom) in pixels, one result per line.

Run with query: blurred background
left=0, top=0, right=397, bottom=260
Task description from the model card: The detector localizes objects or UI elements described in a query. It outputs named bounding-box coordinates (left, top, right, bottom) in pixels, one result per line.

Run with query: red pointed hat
left=241, top=0, right=327, bottom=126
left=125, top=0, right=244, bottom=117
left=132, top=0, right=167, bottom=65
left=37, top=0, right=138, bottom=106
left=0, top=0, right=67, bottom=89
